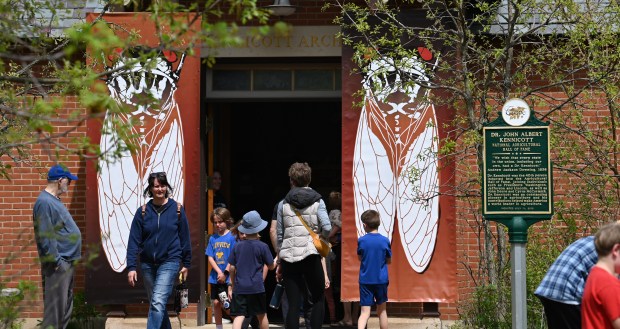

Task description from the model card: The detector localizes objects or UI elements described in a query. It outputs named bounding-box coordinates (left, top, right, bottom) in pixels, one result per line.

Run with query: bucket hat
left=48, top=164, right=78, bottom=181
left=239, top=210, right=268, bottom=234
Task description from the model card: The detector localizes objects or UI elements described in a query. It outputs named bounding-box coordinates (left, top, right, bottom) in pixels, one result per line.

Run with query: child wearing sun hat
left=227, top=210, right=275, bottom=329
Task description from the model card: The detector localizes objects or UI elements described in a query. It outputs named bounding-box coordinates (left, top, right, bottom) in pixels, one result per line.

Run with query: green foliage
left=67, top=291, right=104, bottom=329
left=330, top=0, right=620, bottom=326
left=451, top=284, right=512, bottom=329
left=0, top=0, right=278, bottom=172
left=0, top=281, right=36, bottom=329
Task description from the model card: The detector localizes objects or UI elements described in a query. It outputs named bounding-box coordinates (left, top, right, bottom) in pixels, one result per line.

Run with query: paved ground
left=105, top=317, right=452, bottom=328
left=18, top=317, right=455, bottom=329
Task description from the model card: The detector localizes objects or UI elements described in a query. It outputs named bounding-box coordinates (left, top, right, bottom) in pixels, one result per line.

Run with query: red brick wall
left=1, top=96, right=88, bottom=318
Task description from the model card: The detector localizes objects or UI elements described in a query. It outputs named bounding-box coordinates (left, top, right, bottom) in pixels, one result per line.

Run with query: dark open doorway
left=207, top=100, right=342, bottom=322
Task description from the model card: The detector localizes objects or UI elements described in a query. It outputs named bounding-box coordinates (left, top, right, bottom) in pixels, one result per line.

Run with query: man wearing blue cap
left=33, top=164, right=81, bottom=329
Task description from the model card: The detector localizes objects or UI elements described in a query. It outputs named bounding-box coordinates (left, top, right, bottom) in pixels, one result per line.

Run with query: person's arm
left=328, top=224, right=341, bottom=245
left=179, top=205, right=192, bottom=280
left=270, top=219, right=278, bottom=253
left=270, top=201, right=279, bottom=252
left=276, top=201, right=284, bottom=253
left=228, top=264, right=236, bottom=299
left=263, top=264, right=269, bottom=280
left=126, top=209, right=143, bottom=286
left=264, top=244, right=276, bottom=272
left=613, top=317, right=620, bottom=329
left=321, top=256, right=330, bottom=289
left=317, top=199, right=331, bottom=238
left=207, top=256, right=225, bottom=283
left=34, top=202, right=59, bottom=264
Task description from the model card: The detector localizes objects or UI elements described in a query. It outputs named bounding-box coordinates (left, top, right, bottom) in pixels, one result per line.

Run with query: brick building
left=3, top=0, right=610, bottom=328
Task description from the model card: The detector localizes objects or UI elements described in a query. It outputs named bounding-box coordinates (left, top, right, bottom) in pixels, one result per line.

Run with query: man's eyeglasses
left=150, top=172, right=167, bottom=178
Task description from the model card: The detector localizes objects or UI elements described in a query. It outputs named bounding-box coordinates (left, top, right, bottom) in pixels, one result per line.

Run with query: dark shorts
left=210, top=283, right=229, bottom=300
left=359, top=283, right=388, bottom=306
left=230, top=293, right=267, bottom=317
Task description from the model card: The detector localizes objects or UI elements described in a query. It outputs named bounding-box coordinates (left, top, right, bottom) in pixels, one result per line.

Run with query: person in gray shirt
left=33, top=164, right=81, bottom=329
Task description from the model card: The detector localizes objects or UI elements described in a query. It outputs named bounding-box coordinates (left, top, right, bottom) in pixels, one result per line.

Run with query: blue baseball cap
left=47, top=164, right=78, bottom=181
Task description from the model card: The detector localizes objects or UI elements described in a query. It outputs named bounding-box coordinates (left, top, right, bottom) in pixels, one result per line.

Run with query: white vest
left=279, top=202, right=321, bottom=263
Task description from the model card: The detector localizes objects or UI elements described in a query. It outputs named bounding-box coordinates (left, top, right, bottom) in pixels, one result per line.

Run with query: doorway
left=206, top=100, right=342, bottom=322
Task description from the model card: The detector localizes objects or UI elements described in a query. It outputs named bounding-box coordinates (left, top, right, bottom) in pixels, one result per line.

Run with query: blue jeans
left=141, top=261, right=179, bottom=329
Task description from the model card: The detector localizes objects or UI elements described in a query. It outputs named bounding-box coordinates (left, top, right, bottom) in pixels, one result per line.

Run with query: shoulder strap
left=141, top=202, right=181, bottom=221
left=293, top=209, right=317, bottom=238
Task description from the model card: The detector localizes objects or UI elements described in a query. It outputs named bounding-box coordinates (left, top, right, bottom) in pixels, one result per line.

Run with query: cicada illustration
left=98, top=47, right=186, bottom=272
left=353, top=50, right=439, bottom=273
left=506, top=106, right=526, bottom=120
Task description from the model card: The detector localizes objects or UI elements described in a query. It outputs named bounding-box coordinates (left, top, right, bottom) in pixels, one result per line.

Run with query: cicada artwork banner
left=98, top=47, right=186, bottom=272
left=353, top=49, right=439, bottom=273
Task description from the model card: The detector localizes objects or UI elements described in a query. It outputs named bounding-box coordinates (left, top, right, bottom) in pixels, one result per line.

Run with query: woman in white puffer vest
left=276, top=162, right=332, bottom=329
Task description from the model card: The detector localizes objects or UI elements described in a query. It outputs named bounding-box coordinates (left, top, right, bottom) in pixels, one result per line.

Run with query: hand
left=329, top=236, right=339, bottom=245
left=325, top=279, right=330, bottom=289
left=179, top=267, right=188, bottom=281
left=275, top=264, right=283, bottom=282
left=216, top=271, right=226, bottom=283
left=128, top=270, right=138, bottom=287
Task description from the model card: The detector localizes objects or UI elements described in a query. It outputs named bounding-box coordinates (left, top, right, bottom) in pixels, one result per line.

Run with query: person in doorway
left=276, top=162, right=332, bottom=329
left=206, top=207, right=236, bottom=329
left=357, top=210, right=391, bottom=329
left=33, top=164, right=81, bottom=329
left=211, top=170, right=227, bottom=209
left=126, top=171, right=192, bottom=329
left=534, top=235, right=597, bottom=329
left=229, top=211, right=275, bottom=329
left=581, top=222, right=620, bottom=329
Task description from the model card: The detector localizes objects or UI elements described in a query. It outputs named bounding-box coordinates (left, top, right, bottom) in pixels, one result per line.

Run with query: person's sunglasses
left=150, top=172, right=166, bottom=178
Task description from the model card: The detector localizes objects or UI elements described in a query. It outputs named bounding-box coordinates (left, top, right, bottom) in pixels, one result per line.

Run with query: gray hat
left=239, top=210, right=268, bottom=234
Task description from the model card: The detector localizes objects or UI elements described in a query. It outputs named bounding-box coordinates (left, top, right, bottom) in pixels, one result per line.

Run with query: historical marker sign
left=483, top=99, right=553, bottom=219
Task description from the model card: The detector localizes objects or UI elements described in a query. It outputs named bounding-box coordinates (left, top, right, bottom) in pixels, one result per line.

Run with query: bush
left=0, top=281, right=36, bottom=329
left=66, top=291, right=105, bottom=329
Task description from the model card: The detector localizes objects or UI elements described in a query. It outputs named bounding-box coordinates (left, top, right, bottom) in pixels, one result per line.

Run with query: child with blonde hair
left=581, top=222, right=620, bottom=329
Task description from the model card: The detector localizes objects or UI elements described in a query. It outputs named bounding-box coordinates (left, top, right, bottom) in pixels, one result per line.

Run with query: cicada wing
left=397, top=104, right=439, bottom=273
left=98, top=116, right=142, bottom=272
left=145, top=107, right=185, bottom=204
left=353, top=101, right=396, bottom=241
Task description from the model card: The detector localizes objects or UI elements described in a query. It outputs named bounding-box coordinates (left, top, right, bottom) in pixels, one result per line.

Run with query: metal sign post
left=482, top=99, right=554, bottom=329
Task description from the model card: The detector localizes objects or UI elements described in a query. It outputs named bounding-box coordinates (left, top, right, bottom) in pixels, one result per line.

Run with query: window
left=206, top=63, right=341, bottom=99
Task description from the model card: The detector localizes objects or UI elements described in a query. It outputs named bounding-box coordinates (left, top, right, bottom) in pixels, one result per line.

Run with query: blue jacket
left=33, top=190, right=82, bottom=264
left=126, top=199, right=191, bottom=271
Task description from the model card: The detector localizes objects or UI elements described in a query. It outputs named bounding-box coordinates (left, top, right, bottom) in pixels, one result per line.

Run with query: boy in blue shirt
left=357, top=210, right=392, bottom=329
left=228, top=210, right=275, bottom=329
left=206, top=207, right=236, bottom=329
